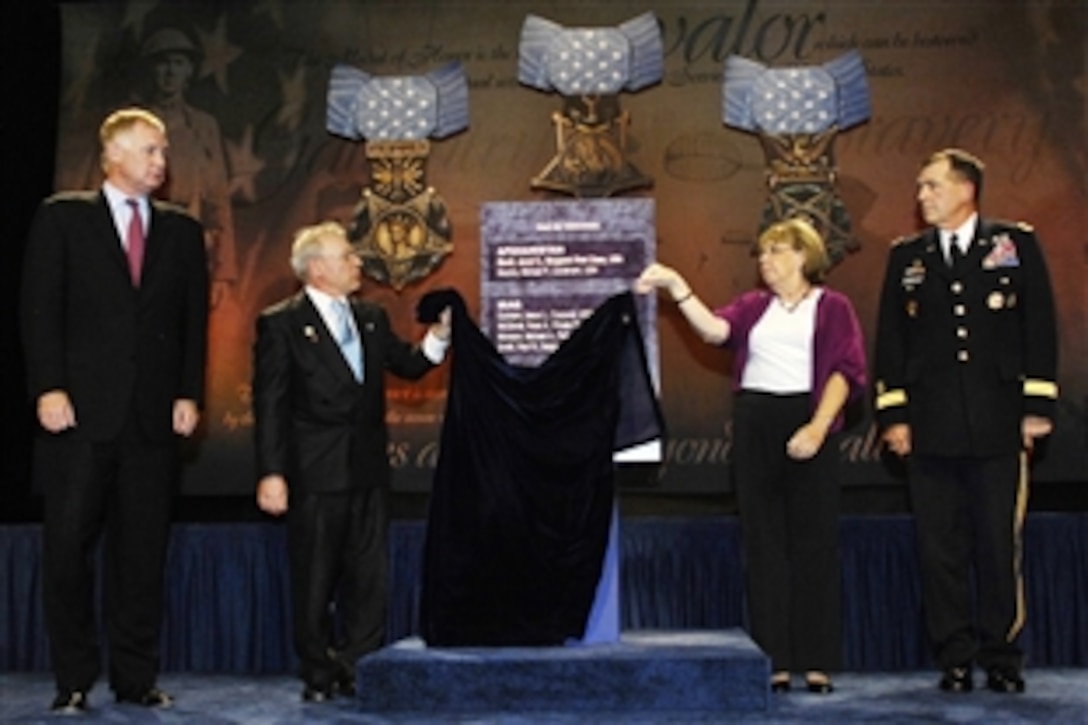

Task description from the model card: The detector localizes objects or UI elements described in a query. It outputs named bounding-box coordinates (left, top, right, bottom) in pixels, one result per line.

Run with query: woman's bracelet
left=674, top=291, right=694, bottom=304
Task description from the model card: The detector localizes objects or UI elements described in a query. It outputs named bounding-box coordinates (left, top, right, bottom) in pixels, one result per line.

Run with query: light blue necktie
left=333, top=300, right=363, bottom=381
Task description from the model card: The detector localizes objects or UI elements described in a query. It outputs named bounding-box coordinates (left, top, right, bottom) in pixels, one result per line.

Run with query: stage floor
left=3, top=669, right=1087, bottom=723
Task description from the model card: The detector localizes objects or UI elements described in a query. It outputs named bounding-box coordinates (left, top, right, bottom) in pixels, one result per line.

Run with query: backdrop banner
left=54, top=1, right=1086, bottom=494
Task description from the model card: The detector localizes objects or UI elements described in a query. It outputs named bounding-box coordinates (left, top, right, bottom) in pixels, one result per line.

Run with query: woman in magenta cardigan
left=636, top=217, right=867, bottom=694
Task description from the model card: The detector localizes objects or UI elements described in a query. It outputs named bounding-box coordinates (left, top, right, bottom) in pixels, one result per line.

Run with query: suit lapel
left=94, top=192, right=135, bottom=284
left=962, top=219, right=995, bottom=279
left=920, top=228, right=950, bottom=281
left=295, top=293, right=360, bottom=384
left=927, top=221, right=991, bottom=282
left=351, top=302, right=378, bottom=383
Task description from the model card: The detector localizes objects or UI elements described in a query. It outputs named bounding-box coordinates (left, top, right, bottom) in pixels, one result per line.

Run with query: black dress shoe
left=302, top=684, right=335, bottom=703
left=50, top=690, right=88, bottom=714
left=939, top=666, right=973, bottom=693
left=986, top=667, right=1026, bottom=693
left=770, top=678, right=791, bottom=693
left=335, top=673, right=356, bottom=697
left=115, top=687, right=173, bottom=708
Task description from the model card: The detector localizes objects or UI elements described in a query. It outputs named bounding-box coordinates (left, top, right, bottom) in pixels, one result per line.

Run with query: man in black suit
left=253, top=221, right=450, bottom=702
left=21, top=107, right=209, bottom=713
left=874, top=148, right=1058, bottom=694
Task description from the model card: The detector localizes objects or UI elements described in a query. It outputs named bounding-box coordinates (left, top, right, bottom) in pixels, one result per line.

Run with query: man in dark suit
left=874, top=148, right=1058, bottom=694
left=20, top=107, right=209, bottom=713
left=253, top=221, right=450, bottom=702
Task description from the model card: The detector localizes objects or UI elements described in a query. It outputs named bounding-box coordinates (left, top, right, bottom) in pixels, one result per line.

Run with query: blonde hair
left=98, top=107, right=166, bottom=172
left=757, top=217, right=830, bottom=283
left=290, top=221, right=348, bottom=281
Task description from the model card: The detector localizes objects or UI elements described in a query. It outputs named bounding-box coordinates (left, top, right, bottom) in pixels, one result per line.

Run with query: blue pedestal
left=355, top=629, right=770, bottom=714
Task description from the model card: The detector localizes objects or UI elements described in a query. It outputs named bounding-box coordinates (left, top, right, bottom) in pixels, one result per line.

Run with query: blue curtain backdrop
left=2, top=515, right=1086, bottom=673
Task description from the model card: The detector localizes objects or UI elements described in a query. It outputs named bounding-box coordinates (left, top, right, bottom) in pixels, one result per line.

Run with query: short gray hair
left=290, top=221, right=347, bottom=281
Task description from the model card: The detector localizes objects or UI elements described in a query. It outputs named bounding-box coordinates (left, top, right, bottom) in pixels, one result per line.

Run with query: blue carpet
left=358, top=631, right=768, bottom=713
left=3, top=670, right=1088, bottom=723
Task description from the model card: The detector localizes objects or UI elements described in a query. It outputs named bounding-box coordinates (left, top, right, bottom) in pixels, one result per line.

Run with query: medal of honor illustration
left=326, top=62, right=468, bottom=289
left=722, top=50, right=871, bottom=265
left=518, top=12, right=663, bottom=197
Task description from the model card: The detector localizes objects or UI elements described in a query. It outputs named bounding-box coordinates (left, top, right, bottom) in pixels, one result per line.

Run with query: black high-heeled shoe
left=804, top=673, right=834, bottom=694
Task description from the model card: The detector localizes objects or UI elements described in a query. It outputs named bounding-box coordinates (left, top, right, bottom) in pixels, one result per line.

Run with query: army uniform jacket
left=874, top=219, right=1058, bottom=457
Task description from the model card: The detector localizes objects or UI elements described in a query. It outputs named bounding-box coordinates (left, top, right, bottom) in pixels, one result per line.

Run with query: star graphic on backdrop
left=253, top=0, right=285, bottom=29
left=195, top=14, right=242, bottom=95
left=277, top=60, right=307, bottom=131
left=119, top=1, right=157, bottom=38
left=226, top=124, right=266, bottom=202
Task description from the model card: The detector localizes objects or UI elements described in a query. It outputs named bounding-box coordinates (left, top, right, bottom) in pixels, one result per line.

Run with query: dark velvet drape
left=415, top=289, right=664, bottom=646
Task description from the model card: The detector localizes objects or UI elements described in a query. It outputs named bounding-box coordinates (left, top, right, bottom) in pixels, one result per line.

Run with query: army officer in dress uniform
left=874, top=148, right=1058, bottom=695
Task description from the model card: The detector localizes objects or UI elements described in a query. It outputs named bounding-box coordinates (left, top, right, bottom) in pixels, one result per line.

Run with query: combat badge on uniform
left=901, top=259, right=926, bottom=290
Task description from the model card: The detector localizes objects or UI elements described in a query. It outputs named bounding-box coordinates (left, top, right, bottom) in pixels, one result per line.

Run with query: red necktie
left=126, top=198, right=145, bottom=286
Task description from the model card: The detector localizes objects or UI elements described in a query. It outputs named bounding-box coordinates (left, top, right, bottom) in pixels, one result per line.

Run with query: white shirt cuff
left=421, top=330, right=450, bottom=364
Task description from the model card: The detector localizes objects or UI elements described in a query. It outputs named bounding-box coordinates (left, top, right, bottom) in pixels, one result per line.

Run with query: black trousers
left=38, top=425, right=175, bottom=696
left=286, top=485, right=389, bottom=689
left=732, top=391, right=842, bottom=673
left=908, top=452, right=1027, bottom=671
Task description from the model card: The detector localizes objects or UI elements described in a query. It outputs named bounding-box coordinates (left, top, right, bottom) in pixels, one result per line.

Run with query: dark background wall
left=4, top=2, right=1085, bottom=522
left=3, top=3, right=59, bottom=522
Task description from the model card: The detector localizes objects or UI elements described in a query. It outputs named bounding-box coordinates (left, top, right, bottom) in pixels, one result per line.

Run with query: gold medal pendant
left=531, top=94, right=652, bottom=198
left=350, top=140, right=452, bottom=291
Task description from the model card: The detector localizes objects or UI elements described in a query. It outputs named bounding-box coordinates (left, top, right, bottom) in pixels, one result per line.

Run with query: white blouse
left=740, top=287, right=823, bottom=394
